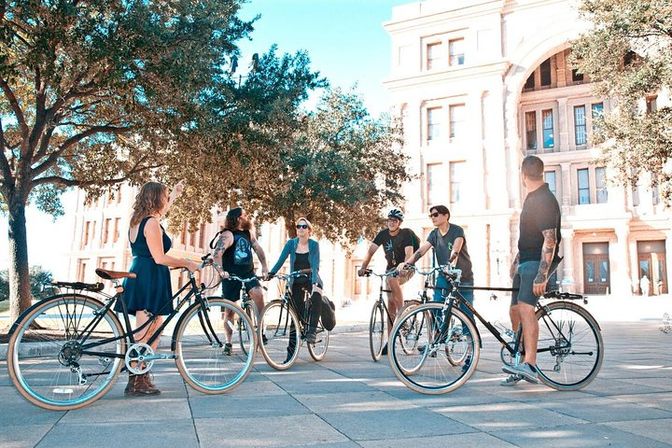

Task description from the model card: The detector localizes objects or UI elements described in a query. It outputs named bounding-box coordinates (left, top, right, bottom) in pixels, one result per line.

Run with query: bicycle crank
left=125, top=343, right=155, bottom=375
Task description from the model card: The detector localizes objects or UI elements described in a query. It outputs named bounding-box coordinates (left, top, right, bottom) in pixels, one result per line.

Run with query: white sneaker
left=502, top=362, right=539, bottom=384
left=500, top=374, right=523, bottom=386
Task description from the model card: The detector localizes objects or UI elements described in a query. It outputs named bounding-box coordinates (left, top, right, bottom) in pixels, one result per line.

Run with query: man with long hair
left=213, top=207, right=269, bottom=354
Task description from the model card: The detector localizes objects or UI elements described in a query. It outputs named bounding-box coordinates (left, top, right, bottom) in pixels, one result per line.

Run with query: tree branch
left=0, top=118, right=14, bottom=191
left=31, top=163, right=163, bottom=189
left=30, top=124, right=132, bottom=178
left=0, top=78, right=30, bottom=138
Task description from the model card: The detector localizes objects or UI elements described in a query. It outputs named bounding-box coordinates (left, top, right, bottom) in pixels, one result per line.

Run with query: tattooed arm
left=213, top=230, right=233, bottom=265
left=533, top=229, right=557, bottom=297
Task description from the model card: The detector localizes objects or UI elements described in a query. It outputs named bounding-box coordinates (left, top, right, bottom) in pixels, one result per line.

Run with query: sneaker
left=381, top=343, right=388, bottom=356
left=262, top=334, right=268, bottom=345
left=502, top=362, right=539, bottom=384
left=223, top=342, right=233, bottom=356
left=500, top=374, right=523, bottom=386
left=305, top=331, right=317, bottom=344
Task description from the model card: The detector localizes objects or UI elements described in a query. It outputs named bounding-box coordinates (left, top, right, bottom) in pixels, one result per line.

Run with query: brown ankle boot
left=124, top=374, right=137, bottom=396
left=125, top=373, right=161, bottom=396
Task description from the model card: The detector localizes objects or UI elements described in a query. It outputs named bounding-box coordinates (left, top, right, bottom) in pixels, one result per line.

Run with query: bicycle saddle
left=95, top=268, right=137, bottom=280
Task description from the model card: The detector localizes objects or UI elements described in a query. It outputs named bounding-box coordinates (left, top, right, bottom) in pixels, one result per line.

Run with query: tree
left=572, top=0, right=672, bottom=201
left=0, top=1, right=323, bottom=322
left=242, top=88, right=411, bottom=245
left=0, top=265, right=51, bottom=302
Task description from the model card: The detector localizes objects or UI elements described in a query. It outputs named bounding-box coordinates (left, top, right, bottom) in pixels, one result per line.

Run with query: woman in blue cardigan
left=269, top=217, right=323, bottom=344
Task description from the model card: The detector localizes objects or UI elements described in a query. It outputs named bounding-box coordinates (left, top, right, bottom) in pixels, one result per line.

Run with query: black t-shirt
left=427, top=225, right=473, bottom=282
left=518, top=183, right=562, bottom=263
left=373, top=228, right=413, bottom=270
left=222, top=229, right=255, bottom=276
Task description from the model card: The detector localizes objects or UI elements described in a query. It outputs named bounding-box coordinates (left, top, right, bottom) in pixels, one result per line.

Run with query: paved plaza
left=1, top=310, right=672, bottom=448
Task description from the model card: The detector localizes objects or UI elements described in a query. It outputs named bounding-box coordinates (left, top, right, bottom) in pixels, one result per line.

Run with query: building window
left=544, top=170, right=558, bottom=197
left=542, top=109, right=554, bottom=149
left=77, top=259, right=88, bottom=282
left=426, top=42, right=443, bottom=70
left=574, top=105, right=587, bottom=146
left=427, top=107, right=442, bottom=142
left=189, top=229, right=196, bottom=247
left=632, top=185, right=640, bottom=207
left=199, top=223, right=207, bottom=249
left=426, top=163, right=442, bottom=208
left=524, top=73, right=535, bottom=90
left=102, top=218, right=111, bottom=245
left=113, top=218, right=121, bottom=243
left=450, top=162, right=465, bottom=205
left=577, top=168, right=590, bottom=204
left=82, top=221, right=90, bottom=248
left=540, top=58, right=552, bottom=86
left=595, top=167, right=608, bottom=203
left=653, top=184, right=660, bottom=205
left=180, top=223, right=187, bottom=245
left=525, top=111, right=537, bottom=150
left=449, top=38, right=464, bottom=66
left=571, top=69, right=584, bottom=82
left=449, top=104, right=465, bottom=142
left=646, top=95, right=657, bottom=113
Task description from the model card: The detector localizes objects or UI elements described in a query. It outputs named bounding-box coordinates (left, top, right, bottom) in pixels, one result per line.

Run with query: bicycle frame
left=75, top=273, right=221, bottom=365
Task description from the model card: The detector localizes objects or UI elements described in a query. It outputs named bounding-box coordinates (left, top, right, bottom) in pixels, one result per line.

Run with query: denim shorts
left=511, top=261, right=540, bottom=307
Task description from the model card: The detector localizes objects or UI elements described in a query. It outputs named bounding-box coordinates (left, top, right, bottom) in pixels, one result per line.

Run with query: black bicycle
left=359, top=269, right=422, bottom=361
left=388, top=265, right=604, bottom=394
left=257, top=271, right=329, bottom=370
left=7, top=254, right=256, bottom=410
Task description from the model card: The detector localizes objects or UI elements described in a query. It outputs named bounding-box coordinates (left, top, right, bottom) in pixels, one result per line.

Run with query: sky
left=0, top=0, right=412, bottom=277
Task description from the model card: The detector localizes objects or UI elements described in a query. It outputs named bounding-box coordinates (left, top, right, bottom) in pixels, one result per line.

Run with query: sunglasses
left=429, top=212, right=441, bottom=218
left=296, top=224, right=310, bottom=230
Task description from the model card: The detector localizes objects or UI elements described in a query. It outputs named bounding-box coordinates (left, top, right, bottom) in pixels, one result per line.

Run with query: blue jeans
left=433, top=275, right=474, bottom=336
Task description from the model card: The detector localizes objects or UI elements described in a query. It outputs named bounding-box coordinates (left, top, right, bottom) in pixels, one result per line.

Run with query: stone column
left=560, top=228, right=575, bottom=292
left=614, top=225, right=632, bottom=296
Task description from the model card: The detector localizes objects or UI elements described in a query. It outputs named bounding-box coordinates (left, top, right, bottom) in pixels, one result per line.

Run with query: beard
left=240, top=218, right=253, bottom=231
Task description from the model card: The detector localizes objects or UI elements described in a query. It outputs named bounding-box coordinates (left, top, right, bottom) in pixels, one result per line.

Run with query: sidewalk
left=1, top=321, right=672, bottom=447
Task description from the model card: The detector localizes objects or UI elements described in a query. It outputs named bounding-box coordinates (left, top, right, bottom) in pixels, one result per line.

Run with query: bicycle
left=6, top=254, right=256, bottom=410
left=359, top=269, right=422, bottom=361
left=388, top=265, right=604, bottom=394
left=257, top=271, right=330, bottom=370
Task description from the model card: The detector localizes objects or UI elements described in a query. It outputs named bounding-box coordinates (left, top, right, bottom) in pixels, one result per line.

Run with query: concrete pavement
left=1, top=318, right=672, bottom=447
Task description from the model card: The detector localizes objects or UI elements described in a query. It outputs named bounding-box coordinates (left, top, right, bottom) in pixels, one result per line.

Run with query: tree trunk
left=8, top=201, right=32, bottom=323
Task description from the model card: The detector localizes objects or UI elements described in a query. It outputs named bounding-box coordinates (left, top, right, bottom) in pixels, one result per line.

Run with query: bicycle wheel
left=369, top=301, right=385, bottom=361
left=257, top=300, right=301, bottom=370
left=174, top=298, right=255, bottom=394
left=535, top=301, right=603, bottom=391
left=7, top=294, right=126, bottom=410
left=238, top=301, right=258, bottom=356
left=389, top=303, right=480, bottom=395
left=307, top=321, right=329, bottom=362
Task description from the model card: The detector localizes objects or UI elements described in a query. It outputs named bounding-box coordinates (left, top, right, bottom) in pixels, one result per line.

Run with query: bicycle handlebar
left=404, top=264, right=462, bottom=282
left=358, top=269, right=398, bottom=279
left=270, top=271, right=310, bottom=281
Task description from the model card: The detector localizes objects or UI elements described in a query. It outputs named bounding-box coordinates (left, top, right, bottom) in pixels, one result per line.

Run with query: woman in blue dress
left=117, top=180, right=200, bottom=396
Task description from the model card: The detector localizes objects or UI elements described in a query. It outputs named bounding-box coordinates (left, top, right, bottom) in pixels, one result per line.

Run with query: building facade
left=383, top=0, right=671, bottom=296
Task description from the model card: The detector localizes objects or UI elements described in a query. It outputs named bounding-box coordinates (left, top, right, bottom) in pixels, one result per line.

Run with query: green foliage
left=0, top=265, right=52, bottom=301
left=245, top=88, right=411, bottom=246
left=572, top=0, right=672, bottom=201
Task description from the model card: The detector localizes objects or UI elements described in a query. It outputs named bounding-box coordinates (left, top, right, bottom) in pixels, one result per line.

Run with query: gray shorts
left=511, top=261, right=540, bottom=307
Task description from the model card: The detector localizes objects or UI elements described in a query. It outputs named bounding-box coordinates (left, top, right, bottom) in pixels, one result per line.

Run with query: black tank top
left=294, top=252, right=310, bottom=284
left=222, top=229, right=254, bottom=275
